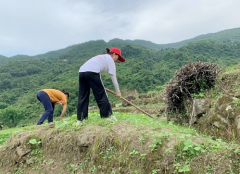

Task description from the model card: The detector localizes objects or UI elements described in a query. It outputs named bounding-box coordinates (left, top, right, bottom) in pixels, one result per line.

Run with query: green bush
left=0, top=107, right=23, bottom=128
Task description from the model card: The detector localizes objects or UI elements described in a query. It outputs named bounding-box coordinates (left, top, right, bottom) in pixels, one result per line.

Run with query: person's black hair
left=106, top=48, right=117, bottom=55
left=61, top=90, right=69, bottom=98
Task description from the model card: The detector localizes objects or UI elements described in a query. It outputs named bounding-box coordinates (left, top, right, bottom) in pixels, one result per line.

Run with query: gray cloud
left=0, top=0, right=240, bottom=57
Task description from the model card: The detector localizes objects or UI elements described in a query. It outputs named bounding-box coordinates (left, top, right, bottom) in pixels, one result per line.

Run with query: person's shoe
left=76, top=120, right=82, bottom=126
left=112, top=115, right=117, bottom=121
left=108, top=115, right=117, bottom=121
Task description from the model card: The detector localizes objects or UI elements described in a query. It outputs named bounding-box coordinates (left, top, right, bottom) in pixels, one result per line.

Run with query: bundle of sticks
left=165, top=61, right=220, bottom=113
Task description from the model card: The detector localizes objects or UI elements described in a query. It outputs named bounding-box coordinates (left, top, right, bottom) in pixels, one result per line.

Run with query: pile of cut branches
left=165, top=61, right=220, bottom=113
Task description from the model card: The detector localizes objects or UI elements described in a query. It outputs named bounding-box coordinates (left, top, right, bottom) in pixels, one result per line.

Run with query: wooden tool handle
left=105, top=88, right=154, bottom=118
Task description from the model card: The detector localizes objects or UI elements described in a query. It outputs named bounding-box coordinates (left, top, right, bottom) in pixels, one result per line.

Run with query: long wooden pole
left=105, top=88, right=154, bottom=118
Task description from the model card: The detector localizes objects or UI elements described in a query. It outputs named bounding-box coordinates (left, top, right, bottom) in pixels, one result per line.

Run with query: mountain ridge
left=120, top=27, right=240, bottom=50
left=1, top=27, right=240, bottom=61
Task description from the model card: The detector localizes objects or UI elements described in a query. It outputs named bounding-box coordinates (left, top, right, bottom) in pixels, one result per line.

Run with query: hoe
left=105, top=88, right=154, bottom=119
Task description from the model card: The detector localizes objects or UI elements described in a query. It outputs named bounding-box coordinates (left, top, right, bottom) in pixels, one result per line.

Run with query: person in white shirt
left=77, top=47, right=125, bottom=124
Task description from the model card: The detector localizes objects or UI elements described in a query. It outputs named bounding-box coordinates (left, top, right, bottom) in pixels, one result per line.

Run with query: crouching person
left=36, top=89, right=69, bottom=125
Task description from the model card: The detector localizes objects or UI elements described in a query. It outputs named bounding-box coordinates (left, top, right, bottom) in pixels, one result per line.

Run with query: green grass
left=0, top=111, right=225, bottom=148
left=0, top=133, right=11, bottom=145
left=221, top=67, right=240, bottom=76
left=2, top=111, right=240, bottom=173
left=51, top=112, right=239, bottom=157
left=0, top=127, right=24, bottom=134
left=0, top=111, right=227, bottom=147
left=0, top=127, right=26, bottom=145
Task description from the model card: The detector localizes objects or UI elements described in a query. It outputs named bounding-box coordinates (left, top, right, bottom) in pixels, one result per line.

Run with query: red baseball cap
left=108, top=47, right=125, bottom=62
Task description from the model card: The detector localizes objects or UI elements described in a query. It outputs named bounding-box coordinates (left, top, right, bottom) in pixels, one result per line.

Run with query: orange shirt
left=42, top=89, right=67, bottom=105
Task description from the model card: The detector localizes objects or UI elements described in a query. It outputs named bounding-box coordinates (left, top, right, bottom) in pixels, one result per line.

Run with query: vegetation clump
left=165, top=61, right=220, bottom=113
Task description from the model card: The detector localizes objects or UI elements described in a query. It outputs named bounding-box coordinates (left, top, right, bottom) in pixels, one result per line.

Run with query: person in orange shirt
left=36, top=89, right=69, bottom=125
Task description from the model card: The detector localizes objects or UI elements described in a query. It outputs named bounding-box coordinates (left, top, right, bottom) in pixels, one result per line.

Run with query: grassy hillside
left=1, top=112, right=240, bottom=173
left=2, top=61, right=240, bottom=173
left=1, top=38, right=240, bottom=127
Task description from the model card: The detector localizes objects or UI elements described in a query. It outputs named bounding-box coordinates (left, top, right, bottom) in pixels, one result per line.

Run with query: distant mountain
left=0, top=44, right=78, bottom=67
left=0, top=39, right=137, bottom=66
left=9, top=44, right=77, bottom=61
left=9, top=55, right=32, bottom=60
left=118, top=27, right=240, bottom=50
left=2, top=27, right=240, bottom=63
left=33, top=44, right=77, bottom=59
left=0, top=55, right=8, bottom=65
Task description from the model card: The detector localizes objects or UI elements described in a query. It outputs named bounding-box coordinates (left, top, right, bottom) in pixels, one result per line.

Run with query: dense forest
left=1, top=28, right=240, bottom=128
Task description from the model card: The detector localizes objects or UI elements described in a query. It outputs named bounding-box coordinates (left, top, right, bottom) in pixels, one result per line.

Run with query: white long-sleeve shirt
left=79, top=54, right=120, bottom=92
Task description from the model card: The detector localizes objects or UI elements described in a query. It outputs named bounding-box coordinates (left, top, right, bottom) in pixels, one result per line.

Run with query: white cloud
left=0, top=0, right=240, bottom=57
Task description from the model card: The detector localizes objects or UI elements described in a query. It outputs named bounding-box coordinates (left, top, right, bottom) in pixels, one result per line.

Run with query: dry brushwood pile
left=165, top=61, right=220, bottom=113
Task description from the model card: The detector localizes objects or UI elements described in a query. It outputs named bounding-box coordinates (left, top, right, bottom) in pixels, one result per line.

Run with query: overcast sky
left=0, top=0, right=240, bottom=57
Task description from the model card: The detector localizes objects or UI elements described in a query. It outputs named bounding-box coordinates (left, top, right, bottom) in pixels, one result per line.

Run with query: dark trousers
left=77, top=72, right=112, bottom=121
left=36, top=91, right=55, bottom=125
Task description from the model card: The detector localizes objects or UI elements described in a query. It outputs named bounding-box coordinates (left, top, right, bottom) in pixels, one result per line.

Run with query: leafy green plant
left=191, top=92, right=205, bottom=98
left=177, top=139, right=205, bottom=160
left=206, top=165, right=215, bottom=171
left=165, top=148, right=172, bottom=153
left=67, top=164, right=78, bottom=174
left=138, top=136, right=145, bottom=144
left=174, top=163, right=191, bottom=173
left=30, top=149, right=42, bottom=155
left=149, top=139, right=162, bottom=151
left=155, top=85, right=163, bottom=92
left=28, top=138, right=42, bottom=150
left=49, top=160, right=55, bottom=165
left=100, top=146, right=115, bottom=160
left=152, top=169, right=157, bottom=174
left=233, top=97, right=240, bottom=106
left=89, top=166, right=97, bottom=173
left=158, top=130, right=171, bottom=140
left=0, top=133, right=11, bottom=145
left=29, top=139, right=41, bottom=145
left=129, top=150, right=138, bottom=156
left=210, top=139, right=225, bottom=152
left=179, top=164, right=191, bottom=173
left=138, top=153, right=147, bottom=160
left=28, top=149, right=44, bottom=165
